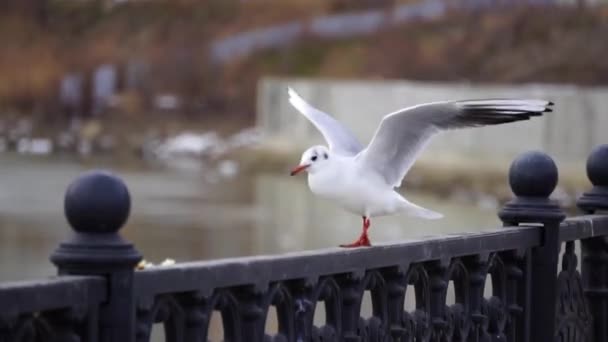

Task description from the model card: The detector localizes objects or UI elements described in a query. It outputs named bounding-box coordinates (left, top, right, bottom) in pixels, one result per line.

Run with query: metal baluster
left=578, top=144, right=608, bottom=342
left=426, top=259, right=449, bottom=342
left=465, top=254, right=490, bottom=342
left=499, top=151, right=565, bottom=342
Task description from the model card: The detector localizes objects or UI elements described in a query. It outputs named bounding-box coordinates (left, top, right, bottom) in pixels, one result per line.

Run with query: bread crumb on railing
left=160, top=258, right=176, bottom=266
left=136, top=258, right=176, bottom=270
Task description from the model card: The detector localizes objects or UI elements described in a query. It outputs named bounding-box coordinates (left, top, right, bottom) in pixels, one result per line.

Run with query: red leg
left=340, top=216, right=372, bottom=248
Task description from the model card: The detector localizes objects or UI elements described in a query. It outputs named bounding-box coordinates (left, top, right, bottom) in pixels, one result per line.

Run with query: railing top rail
left=561, top=215, right=608, bottom=242
left=135, top=224, right=540, bottom=298
left=0, top=275, right=106, bottom=318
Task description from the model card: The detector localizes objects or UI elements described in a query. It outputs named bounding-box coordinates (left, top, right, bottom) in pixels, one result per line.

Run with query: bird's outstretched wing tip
left=287, top=86, right=298, bottom=98
left=287, top=88, right=306, bottom=109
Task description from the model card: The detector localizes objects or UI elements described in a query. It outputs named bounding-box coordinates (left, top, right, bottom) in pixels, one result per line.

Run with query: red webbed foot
left=339, top=216, right=372, bottom=248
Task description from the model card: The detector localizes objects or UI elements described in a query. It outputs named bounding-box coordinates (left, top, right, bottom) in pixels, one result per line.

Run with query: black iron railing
left=1, top=145, right=608, bottom=342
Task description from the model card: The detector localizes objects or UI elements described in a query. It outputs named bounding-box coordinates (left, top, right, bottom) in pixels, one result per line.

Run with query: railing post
left=578, top=144, right=608, bottom=213
left=50, top=170, right=142, bottom=342
left=498, top=151, right=565, bottom=342
left=578, top=144, right=608, bottom=342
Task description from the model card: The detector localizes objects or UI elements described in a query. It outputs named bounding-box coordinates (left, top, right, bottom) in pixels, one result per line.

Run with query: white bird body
left=286, top=87, right=553, bottom=247
left=306, top=154, right=440, bottom=219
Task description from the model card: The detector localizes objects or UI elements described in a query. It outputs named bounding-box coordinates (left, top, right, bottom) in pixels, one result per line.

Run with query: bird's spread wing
left=288, top=87, right=363, bottom=156
left=355, top=99, right=554, bottom=187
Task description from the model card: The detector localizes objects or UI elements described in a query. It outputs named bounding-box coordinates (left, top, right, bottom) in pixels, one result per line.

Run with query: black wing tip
left=459, top=103, right=553, bottom=126
left=444, top=99, right=556, bottom=128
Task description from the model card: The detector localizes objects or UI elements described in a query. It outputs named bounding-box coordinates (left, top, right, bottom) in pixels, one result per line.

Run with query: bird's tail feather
left=400, top=199, right=444, bottom=220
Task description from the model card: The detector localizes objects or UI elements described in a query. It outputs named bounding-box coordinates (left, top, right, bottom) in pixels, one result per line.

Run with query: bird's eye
left=324, top=153, right=328, bottom=159
left=311, top=155, right=318, bottom=162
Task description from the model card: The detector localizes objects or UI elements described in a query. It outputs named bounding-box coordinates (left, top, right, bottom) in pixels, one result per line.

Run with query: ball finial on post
left=577, top=144, right=608, bottom=213
left=499, top=151, right=565, bottom=225
left=507, top=151, right=558, bottom=198
left=51, top=170, right=141, bottom=272
left=64, top=170, right=131, bottom=233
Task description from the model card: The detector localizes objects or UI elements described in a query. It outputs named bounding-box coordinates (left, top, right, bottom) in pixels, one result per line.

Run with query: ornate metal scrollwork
left=176, top=289, right=240, bottom=342
left=485, top=253, right=508, bottom=341
left=263, top=282, right=295, bottom=341
left=497, top=249, right=526, bottom=342
left=382, top=266, right=408, bottom=342
left=135, top=289, right=246, bottom=342
left=337, top=270, right=388, bottom=341
left=0, top=308, right=86, bottom=342
left=426, top=260, right=450, bottom=341
left=405, top=264, right=432, bottom=342
left=555, top=241, right=592, bottom=342
left=213, top=290, right=242, bottom=341
left=463, top=254, right=491, bottom=342
left=420, top=258, right=473, bottom=342
left=404, top=253, right=523, bottom=342
left=135, top=294, right=185, bottom=342
left=0, top=314, right=53, bottom=342
left=446, top=259, right=471, bottom=342
left=361, top=264, right=433, bottom=342
left=204, top=282, right=296, bottom=341
left=292, top=276, right=341, bottom=341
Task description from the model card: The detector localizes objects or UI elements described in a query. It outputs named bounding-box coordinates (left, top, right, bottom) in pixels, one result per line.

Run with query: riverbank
left=0, top=112, right=253, bottom=160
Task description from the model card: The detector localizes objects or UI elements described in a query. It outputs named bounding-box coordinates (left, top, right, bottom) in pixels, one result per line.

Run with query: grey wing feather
left=356, top=99, right=554, bottom=187
left=288, top=87, right=363, bottom=155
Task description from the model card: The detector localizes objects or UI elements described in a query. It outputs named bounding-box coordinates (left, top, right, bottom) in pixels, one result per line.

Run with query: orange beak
left=290, top=164, right=310, bottom=176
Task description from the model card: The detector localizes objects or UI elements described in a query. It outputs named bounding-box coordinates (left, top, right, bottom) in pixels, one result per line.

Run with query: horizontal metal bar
left=135, top=225, right=541, bottom=297
left=560, top=215, right=608, bottom=242
left=0, top=276, right=107, bottom=318
left=585, top=288, right=608, bottom=297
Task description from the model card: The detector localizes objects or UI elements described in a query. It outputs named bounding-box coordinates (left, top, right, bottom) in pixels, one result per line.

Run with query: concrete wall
left=256, top=77, right=608, bottom=163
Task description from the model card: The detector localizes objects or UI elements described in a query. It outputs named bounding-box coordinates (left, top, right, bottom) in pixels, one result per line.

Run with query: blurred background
left=1, top=0, right=608, bottom=287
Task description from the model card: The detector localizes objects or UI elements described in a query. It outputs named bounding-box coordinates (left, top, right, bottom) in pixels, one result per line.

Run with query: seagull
left=287, top=87, right=554, bottom=248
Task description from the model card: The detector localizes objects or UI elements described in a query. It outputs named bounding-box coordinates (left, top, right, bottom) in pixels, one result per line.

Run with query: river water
left=0, top=153, right=502, bottom=338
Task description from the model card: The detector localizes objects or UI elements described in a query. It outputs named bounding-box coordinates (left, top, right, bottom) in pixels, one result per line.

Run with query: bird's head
left=290, top=145, right=331, bottom=176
